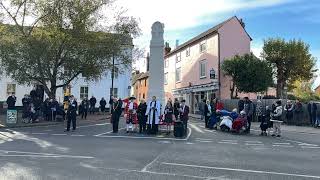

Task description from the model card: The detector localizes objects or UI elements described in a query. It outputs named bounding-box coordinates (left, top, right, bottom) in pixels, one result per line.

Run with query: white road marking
left=141, top=153, right=161, bottom=172
left=195, top=138, right=212, bottom=141
left=189, top=123, right=204, bottom=133
left=161, top=162, right=320, bottom=179
left=43, top=130, right=53, bottom=132
left=195, top=140, right=213, bottom=143
left=218, top=142, right=238, bottom=145
left=284, top=139, right=305, bottom=144
left=90, top=166, right=207, bottom=179
left=185, top=142, right=195, bottom=145
left=273, top=143, right=291, bottom=145
left=78, top=123, right=110, bottom=128
left=221, top=140, right=238, bottom=142
left=71, top=134, right=86, bottom=137
left=245, top=141, right=262, bottom=144
left=301, top=146, right=320, bottom=149
left=94, top=128, right=126, bottom=136
left=31, top=133, right=47, bottom=135
left=298, top=143, right=318, bottom=147
left=97, top=127, right=192, bottom=141
left=272, top=145, right=294, bottom=148
left=203, top=129, right=217, bottom=133
left=51, top=134, right=67, bottom=136
left=0, top=150, right=94, bottom=159
left=245, top=143, right=264, bottom=146
left=0, top=154, right=93, bottom=158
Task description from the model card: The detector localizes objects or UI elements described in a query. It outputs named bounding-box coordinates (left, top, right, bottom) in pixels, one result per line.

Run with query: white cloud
left=112, top=0, right=293, bottom=71
left=115, top=0, right=292, bottom=33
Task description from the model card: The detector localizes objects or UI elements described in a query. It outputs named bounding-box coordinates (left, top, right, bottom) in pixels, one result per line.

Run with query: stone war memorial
left=148, top=21, right=165, bottom=112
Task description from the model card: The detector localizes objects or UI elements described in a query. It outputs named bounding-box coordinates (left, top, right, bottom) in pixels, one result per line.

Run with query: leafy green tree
left=222, top=53, right=273, bottom=99
left=261, top=38, right=316, bottom=98
left=0, top=0, right=140, bottom=98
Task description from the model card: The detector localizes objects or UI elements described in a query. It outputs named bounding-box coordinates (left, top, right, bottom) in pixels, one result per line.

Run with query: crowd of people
left=5, top=90, right=109, bottom=124
left=198, top=96, right=320, bottom=137
left=110, top=96, right=189, bottom=137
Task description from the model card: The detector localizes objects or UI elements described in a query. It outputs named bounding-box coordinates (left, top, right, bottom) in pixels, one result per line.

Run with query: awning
left=172, top=82, right=219, bottom=95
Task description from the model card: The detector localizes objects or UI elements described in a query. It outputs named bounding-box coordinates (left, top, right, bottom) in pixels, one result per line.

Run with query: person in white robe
left=146, top=96, right=161, bottom=134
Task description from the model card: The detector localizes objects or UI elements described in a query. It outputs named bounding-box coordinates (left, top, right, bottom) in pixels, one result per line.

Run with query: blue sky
left=117, top=0, right=320, bottom=86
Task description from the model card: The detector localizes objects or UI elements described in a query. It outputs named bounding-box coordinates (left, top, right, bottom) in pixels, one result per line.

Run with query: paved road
left=0, top=117, right=320, bottom=180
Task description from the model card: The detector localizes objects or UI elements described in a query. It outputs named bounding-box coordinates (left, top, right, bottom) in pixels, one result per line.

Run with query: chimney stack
left=164, top=42, right=171, bottom=56
left=239, top=18, right=245, bottom=28
left=175, top=40, right=179, bottom=48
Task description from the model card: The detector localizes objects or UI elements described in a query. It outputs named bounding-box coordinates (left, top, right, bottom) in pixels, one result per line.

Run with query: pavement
left=0, top=116, right=320, bottom=180
left=0, top=113, right=109, bottom=128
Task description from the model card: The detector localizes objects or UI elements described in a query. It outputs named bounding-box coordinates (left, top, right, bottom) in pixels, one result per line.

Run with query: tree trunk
left=49, top=86, right=57, bottom=99
left=276, top=68, right=285, bottom=99
left=230, top=82, right=236, bottom=99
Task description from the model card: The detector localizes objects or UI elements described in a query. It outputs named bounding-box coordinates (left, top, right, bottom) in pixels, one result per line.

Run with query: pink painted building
left=164, top=16, right=255, bottom=113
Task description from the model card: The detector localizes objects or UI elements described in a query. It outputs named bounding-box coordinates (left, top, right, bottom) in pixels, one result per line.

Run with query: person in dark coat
left=260, top=106, right=271, bottom=136
left=294, top=100, right=303, bottom=125
left=65, top=95, right=78, bottom=132
left=308, top=102, right=312, bottom=125
left=137, top=99, right=147, bottom=134
left=44, top=98, right=51, bottom=121
left=199, top=99, right=205, bottom=121
left=164, top=100, right=174, bottom=134
left=109, top=96, right=114, bottom=113
left=179, top=99, right=189, bottom=136
left=173, top=98, right=180, bottom=121
left=204, top=100, right=210, bottom=128
left=6, top=93, right=17, bottom=110
left=243, top=97, right=253, bottom=133
left=22, top=94, right=31, bottom=120
left=312, top=102, right=317, bottom=126
left=100, top=98, right=107, bottom=113
left=238, top=98, right=245, bottom=113
left=111, top=97, right=123, bottom=133
left=80, top=98, right=89, bottom=119
left=89, top=96, right=97, bottom=114
left=49, top=98, right=59, bottom=121
left=284, top=100, right=294, bottom=125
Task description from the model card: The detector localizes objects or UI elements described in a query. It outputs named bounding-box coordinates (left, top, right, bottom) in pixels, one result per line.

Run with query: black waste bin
left=174, top=121, right=184, bottom=138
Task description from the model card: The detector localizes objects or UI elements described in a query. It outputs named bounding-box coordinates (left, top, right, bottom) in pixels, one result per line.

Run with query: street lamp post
left=111, top=54, right=115, bottom=99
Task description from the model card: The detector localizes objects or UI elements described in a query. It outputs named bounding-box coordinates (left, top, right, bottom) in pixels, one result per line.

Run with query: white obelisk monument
left=148, top=22, right=165, bottom=112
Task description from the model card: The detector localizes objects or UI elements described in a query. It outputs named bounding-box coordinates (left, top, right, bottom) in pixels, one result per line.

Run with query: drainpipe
left=218, top=32, right=221, bottom=99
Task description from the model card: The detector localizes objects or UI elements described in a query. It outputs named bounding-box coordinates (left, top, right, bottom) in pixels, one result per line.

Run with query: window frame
left=199, top=41, right=207, bottom=53
left=186, top=47, right=190, bottom=57
left=165, top=59, right=169, bottom=68
left=199, top=60, right=207, bottom=79
left=164, top=72, right=168, bottom=85
left=175, top=67, right=181, bottom=83
left=175, top=52, right=181, bottom=63
left=80, top=86, right=89, bottom=100
left=110, top=88, right=118, bottom=98
left=6, top=83, right=16, bottom=96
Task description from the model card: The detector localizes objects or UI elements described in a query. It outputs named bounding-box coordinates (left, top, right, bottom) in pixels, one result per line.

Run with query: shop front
left=172, top=82, right=219, bottom=114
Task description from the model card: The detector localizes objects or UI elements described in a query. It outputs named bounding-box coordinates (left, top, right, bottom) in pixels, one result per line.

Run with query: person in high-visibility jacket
left=63, top=87, right=71, bottom=111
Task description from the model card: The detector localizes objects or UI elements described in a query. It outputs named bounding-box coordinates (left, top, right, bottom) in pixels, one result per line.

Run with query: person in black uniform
left=65, top=95, right=78, bottom=132
left=111, top=97, right=123, bottom=133
left=137, top=99, right=147, bottom=134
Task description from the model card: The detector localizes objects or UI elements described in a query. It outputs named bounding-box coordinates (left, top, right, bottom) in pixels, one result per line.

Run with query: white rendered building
left=0, top=62, right=132, bottom=107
